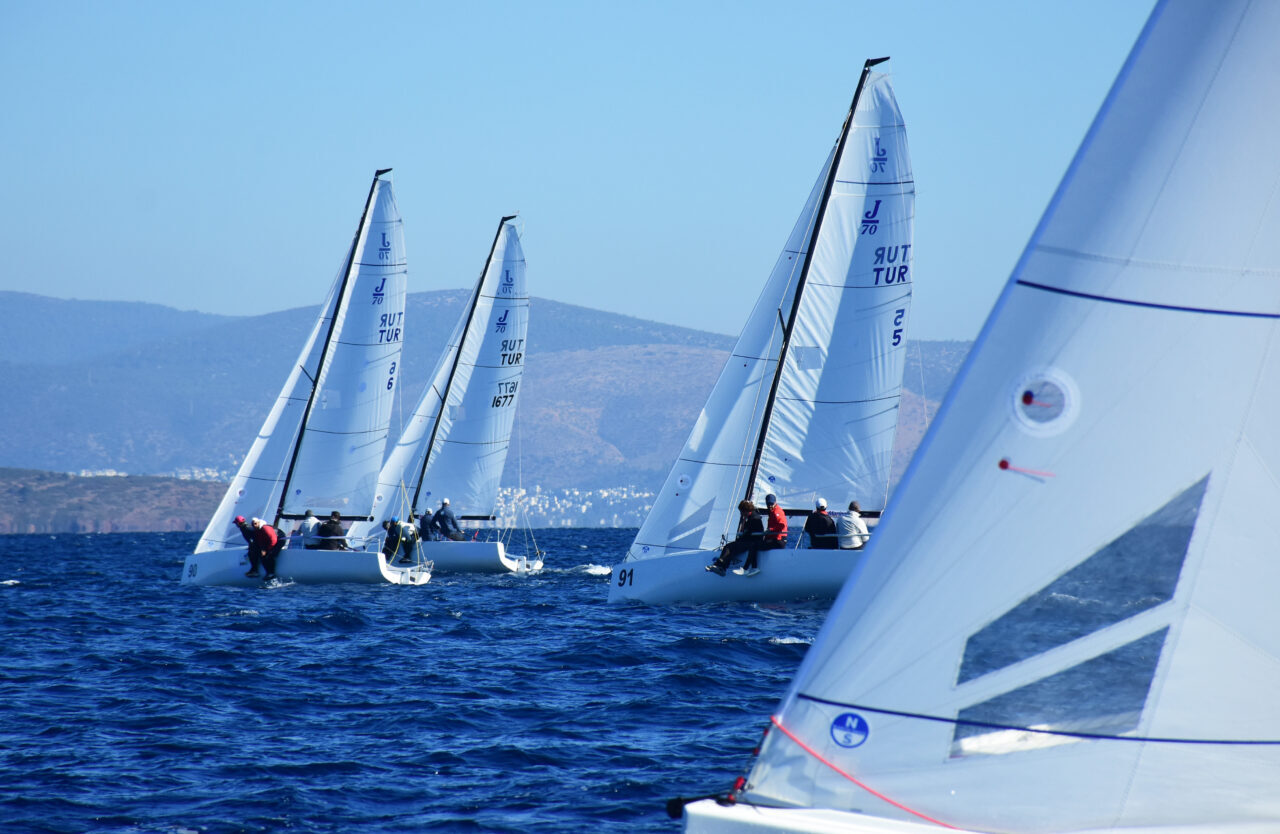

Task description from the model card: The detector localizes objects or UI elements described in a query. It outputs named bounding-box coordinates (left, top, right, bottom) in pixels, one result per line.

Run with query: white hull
left=683, top=799, right=1261, bottom=834
left=421, top=540, right=543, bottom=575
left=180, top=546, right=431, bottom=586
left=684, top=801, right=949, bottom=834
left=607, top=547, right=863, bottom=604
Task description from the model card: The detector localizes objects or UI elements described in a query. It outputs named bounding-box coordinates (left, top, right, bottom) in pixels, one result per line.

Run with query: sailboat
left=347, top=216, right=537, bottom=574
left=182, top=169, right=430, bottom=587
left=682, top=1, right=1280, bottom=831
left=609, top=58, right=914, bottom=604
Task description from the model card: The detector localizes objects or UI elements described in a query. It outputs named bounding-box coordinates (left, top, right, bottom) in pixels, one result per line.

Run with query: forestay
left=629, top=70, right=912, bottom=562
left=738, top=2, right=1280, bottom=830
left=364, top=217, right=527, bottom=526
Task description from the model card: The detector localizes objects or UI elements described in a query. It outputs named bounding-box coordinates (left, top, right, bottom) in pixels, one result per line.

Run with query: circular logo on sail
left=830, top=712, right=869, bottom=748
left=1009, top=367, right=1080, bottom=437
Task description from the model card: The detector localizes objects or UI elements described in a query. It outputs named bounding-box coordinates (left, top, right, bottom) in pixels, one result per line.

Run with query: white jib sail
left=741, top=3, right=1280, bottom=831
left=755, top=73, right=912, bottom=511
left=279, top=176, right=407, bottom=518
left=629, top=70, right=912, bottom=562
left=194, top=271, right=340, bottom=553
left=362, top=218, right=528, bottom=529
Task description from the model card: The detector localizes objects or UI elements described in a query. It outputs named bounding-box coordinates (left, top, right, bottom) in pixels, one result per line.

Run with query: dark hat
left=330, top=510, right=341, bottom=519
left=765, top=494, right=777, bottom=506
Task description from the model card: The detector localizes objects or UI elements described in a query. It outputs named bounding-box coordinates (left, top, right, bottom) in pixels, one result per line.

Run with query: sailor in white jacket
left=837, top=500, right=869, bottom=549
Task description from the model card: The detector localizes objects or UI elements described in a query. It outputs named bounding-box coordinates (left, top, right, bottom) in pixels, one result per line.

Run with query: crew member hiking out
left=432, top=498, right=465, bottom=541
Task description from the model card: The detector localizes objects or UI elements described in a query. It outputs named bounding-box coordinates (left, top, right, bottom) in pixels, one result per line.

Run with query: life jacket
left=766, top=504, right=788, bottom=543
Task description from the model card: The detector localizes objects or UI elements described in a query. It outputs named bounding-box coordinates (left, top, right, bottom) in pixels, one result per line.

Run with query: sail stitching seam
left=1017, top=280, right=1280, bottom=319
left=795, top=694, right=1280, bottom=744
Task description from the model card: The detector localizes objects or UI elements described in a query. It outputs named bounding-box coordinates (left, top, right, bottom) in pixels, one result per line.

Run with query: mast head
left=864, top=56, right=890, bottom=70
left=375, top=168, right=393, bottom=178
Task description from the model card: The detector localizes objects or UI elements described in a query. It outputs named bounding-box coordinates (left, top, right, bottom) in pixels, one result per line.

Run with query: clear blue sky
left=1, top=1, right=1154, bottom=340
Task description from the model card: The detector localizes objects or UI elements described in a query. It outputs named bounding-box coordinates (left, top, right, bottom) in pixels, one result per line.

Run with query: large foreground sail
left=688, top=2, right=1280, bottom=831
left=612, top=60, right=913, bottom=604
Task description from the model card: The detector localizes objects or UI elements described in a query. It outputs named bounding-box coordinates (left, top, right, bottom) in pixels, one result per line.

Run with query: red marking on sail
left=998, top=458, right=1056, bottom=477
left=768, top=715, right=959, bottom=829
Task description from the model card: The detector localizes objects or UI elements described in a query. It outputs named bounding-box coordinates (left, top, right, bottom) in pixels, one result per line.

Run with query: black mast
left=272, top=168, right=393, bottom=527
left=742, top=58, right=888, bottom=506
left=409, top=215, right=518, bottom=514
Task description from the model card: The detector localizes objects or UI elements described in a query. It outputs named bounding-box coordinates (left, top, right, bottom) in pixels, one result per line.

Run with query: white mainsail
left=361, top=217, right=527, bottom=529
left=713, top=2, right=1280, bottom=831
left=195, top=171, right=406, bottom=551
left=629, top=65, right=913, bottom=562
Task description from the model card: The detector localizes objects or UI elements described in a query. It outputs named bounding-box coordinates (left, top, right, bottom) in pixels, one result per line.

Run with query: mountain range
left=0, top=290, right=970, bottom=532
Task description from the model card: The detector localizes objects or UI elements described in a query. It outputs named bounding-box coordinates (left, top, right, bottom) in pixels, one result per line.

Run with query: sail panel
left=414, top=222, right=529, bottom=519
left=742, top=2, right=1280, bottom=829
left=282, top=179, right=407, bottom=517
left=755, top=72, right=913, bottom=512
left=195, top=273, right=339, bottom=551
left=627, top=148, right=833, bottom=559
left=356, top=302, right=464, bottom=534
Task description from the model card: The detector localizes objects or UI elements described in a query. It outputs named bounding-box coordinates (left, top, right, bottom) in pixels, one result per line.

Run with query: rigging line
left=767, top=715, right=959, bottom=829
left=794, top=696, right=1280, bottom=745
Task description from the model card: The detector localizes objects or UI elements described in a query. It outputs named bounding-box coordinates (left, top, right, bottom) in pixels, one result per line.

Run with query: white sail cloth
left=741, top=2, right=1280, bottom=831
left=629, top=72, right=912, bottom=561
left=361, top=219, right=528, bottom=530
left=195, top=175, right=406, bottom=551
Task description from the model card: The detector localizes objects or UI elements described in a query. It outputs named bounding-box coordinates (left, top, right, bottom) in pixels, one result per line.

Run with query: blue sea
left=0, top=529, right=828, bottom=833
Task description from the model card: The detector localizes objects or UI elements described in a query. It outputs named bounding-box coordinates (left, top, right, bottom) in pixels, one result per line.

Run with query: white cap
left=442, top=497, right=450, bottom=505
left=816, top=497, right=827, bottom=510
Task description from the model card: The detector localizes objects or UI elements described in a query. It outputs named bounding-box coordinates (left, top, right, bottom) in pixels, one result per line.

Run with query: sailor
left=837, top=500, right=870, bottom=550
left=316, top=510, right=349, bottom=550
left=804, top=497, right=838, bottom=549
left=747, top=493, right=788, bottom=571
left=233, top=515, right=254, bottom=545
left=381, top=516, right=417, bottom=564
left=299, top=509, right=321, bottom=549
left=432, top=498, right=465, bottom=542
left=249, top=517, right=282, bottom=580
left=705, top=500, right=764, bottom=576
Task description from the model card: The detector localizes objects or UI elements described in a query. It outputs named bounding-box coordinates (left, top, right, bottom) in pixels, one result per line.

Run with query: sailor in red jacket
left=743, top=493, right=788, bottom=572
left=248, top=517, right=281, bottom=580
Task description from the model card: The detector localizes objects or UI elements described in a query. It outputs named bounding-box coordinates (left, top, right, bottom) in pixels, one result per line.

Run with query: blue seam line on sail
left=774, top=394, right=900, bottom=405
left=835, top=180, right=915, bottom=186
left=677, top=458, right=745, bottom=467
left=439, top=439, right=508, bottom=447
left=804, top=282, right=913, bottom=289
left=794, top=694, right=1280, bottom=744
left=1016, top=280, right=1280, bottom=318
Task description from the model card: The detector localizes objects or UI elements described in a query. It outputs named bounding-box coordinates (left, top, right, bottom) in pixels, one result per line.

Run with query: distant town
left=76, top=468, right=655, bottom=530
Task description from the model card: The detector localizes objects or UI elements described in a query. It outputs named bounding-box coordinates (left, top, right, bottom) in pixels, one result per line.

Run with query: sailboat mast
left=409, top=214, right=518, bottom=513
left=742, top=58, right=888, bottom=505
left=271, top=168, right=393, bottom=528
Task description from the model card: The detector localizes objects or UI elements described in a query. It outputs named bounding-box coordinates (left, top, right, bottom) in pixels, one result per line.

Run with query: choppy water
left=0, top=530, right=827, bottom=833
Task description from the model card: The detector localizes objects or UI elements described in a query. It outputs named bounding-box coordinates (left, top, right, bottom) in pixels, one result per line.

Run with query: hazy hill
left=0, top=292, right=970, bottom=529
